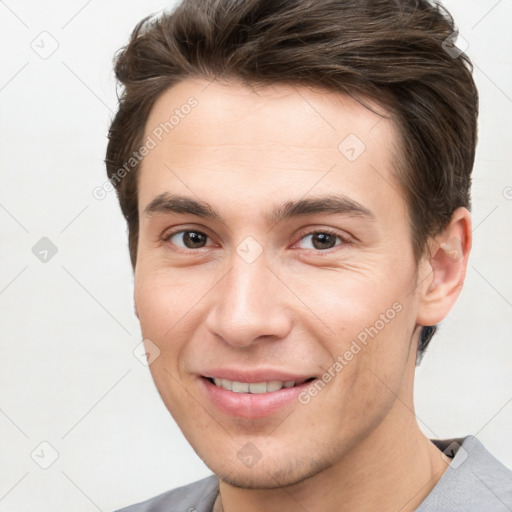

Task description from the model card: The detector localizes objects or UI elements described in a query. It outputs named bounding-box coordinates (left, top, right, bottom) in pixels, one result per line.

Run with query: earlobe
left=416, top=207, right=472, bottom=326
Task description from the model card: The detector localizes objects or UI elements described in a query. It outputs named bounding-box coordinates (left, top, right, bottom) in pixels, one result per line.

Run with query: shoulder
left=418, top=435, right=512, bottom=511
left=113, top=475, right=219, bottom=512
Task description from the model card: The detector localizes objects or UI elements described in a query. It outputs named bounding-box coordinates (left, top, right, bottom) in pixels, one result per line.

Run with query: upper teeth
left=213, top=378, right=296, bottom=393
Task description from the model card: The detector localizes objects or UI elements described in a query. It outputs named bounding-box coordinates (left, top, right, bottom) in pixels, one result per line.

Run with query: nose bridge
left=205, top=249, right=291, bottom=347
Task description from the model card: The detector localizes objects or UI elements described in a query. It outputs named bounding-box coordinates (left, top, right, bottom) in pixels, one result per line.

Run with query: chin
left=207, top=453, right=331, bottom=490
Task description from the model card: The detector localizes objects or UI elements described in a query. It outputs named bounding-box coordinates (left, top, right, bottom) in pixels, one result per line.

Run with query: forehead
left=139, top=78, right=405, bottom=222
left=144, top=78, right=394, bottom=152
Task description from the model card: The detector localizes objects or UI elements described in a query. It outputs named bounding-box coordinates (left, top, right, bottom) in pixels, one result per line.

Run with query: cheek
left=289, top=266, right=416, bottom=398
left=134, top=276, right=188, bottom=363
left=133, top=264, right=224, bottom=383
left=134, top=277, right=171, bottom=338
left=134, top=263, right=207, bottom=334
left=133, top=270, right=204, bottom=415
left=280, top=262, right=409, bottom=339
left=332, top=300, right=416, bottom=414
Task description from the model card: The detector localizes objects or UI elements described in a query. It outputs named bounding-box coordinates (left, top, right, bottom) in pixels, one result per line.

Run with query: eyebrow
left=143, top=193, right=375, bottom=225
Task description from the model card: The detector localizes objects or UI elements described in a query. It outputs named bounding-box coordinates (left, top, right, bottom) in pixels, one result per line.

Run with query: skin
left=133, top=78, right=472, bottom=512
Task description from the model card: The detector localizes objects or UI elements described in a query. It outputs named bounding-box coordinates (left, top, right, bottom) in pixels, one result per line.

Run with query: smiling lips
left=201, top=371, right=317, bottom=418
left=210, top=377, right=306, bottom=393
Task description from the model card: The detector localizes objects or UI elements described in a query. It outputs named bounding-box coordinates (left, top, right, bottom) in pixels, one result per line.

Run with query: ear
left=416, top=207, right=472, bottom=327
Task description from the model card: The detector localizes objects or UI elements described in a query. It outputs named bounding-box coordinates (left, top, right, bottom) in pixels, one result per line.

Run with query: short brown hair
left=105, top=0, right=478, bottom=358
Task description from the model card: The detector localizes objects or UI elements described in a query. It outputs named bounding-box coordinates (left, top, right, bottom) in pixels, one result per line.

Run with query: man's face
left=134, top=78, right=424, bottom=487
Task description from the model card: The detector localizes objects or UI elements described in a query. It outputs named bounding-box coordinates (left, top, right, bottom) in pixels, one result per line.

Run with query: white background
left=1, top=1, right=511, bottom=511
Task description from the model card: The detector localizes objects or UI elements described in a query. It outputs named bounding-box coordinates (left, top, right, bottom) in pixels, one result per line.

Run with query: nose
left=205, top=254, right=293, bottom=348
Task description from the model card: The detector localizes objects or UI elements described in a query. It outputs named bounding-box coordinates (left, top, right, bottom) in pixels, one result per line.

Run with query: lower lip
left=201, top=378, right=314, bottom=418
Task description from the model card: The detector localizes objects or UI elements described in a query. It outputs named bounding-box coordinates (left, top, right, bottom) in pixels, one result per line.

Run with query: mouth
left=200, top=374, right=318, bottom=418
left=204, top=376, right=316, bottom=394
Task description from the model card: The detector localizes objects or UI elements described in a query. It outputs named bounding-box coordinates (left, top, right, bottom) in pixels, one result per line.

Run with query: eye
left=296, top=230, right=345, bottom=251
left=165, top=229, right=210, bottom=249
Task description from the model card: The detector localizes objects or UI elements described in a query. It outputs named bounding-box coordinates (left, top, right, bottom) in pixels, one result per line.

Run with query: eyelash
left=162, top=227, right=349, bottom=253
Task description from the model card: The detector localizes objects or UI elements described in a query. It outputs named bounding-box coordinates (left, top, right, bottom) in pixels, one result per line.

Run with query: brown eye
left=297, top=231, right=343, bottom=251
left=168, top=230, right=209, bottom=249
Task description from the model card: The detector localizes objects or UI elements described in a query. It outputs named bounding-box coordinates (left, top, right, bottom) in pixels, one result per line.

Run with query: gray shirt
left=114, top=436, right=512, bottom=511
